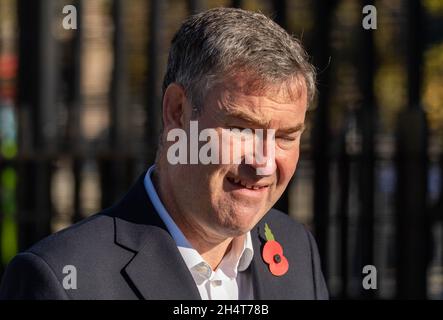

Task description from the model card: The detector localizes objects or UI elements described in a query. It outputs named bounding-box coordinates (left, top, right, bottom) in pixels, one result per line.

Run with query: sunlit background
left=0, top=0, right=442, bottom=299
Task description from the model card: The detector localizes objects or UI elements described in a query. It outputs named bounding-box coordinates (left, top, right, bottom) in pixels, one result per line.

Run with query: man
left=0, top=7, right=328, bottom=300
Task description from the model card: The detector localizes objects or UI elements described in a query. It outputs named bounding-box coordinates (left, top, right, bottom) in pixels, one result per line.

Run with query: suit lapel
left=123, top=228, right=201, bottom=300
left=109, top=173, right=201, bottom=300
left=250, top=222, right=274, bottom=299
left=249, top=220, right=297, bottom=300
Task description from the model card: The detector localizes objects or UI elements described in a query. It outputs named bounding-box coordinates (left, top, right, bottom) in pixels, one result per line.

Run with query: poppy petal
left=269, top=255, right=289, bottom=276
left=262, top=240, right=283, bottom=264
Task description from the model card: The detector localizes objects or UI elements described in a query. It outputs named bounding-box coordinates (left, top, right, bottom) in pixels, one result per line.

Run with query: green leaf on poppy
left=264, top=223, right=275, bottom=241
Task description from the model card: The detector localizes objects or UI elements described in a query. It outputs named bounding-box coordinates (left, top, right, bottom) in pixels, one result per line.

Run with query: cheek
left=179, top=165, right=211, bottom=193
left=276, top=148, right=300, bottom=186
left=207, top=165, right=230, bottom=192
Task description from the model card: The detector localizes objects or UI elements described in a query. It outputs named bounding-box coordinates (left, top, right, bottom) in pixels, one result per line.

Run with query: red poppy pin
left=262, top=223, right=289, bottom=276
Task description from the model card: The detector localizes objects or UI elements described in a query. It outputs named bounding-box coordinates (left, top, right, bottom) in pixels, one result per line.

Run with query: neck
left=153, top=165, right=234, bottom=270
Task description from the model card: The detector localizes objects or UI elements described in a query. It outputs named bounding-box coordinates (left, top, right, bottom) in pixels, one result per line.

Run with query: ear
left=162, top=83, right=187, bottom=131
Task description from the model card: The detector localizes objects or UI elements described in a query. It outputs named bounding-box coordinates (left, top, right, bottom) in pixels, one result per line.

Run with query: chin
left=219, top=223, right=251, bottom=237
left=221, top=207, right=265, bottom=235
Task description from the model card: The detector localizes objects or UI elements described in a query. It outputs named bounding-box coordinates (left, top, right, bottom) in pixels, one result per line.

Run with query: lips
left=227, top=176, right=270, bottom=190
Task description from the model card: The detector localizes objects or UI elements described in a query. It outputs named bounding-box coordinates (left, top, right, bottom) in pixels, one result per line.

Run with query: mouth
left=226, top=176, right=270, bottom=191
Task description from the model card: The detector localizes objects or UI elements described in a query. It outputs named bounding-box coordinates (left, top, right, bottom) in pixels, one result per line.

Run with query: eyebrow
left=279, top=123, right=305, bottom=134
left=225, top=110, right=305, bottom=134
left=225, top=110, right=270, bottom=128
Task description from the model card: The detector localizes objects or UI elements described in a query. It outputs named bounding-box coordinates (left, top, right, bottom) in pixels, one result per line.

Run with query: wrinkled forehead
left=213, top=72, right=308, bottom=107
left=201, top=74, right=308, bottom=128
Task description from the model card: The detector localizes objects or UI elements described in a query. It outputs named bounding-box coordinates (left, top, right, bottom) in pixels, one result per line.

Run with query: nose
left=254, top=157, right=276, bottom=176
left=248, top=130, right=277, bottom=176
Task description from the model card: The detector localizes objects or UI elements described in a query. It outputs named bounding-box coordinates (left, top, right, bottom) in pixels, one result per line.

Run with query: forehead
left=206, top=76, right=308, bottom=127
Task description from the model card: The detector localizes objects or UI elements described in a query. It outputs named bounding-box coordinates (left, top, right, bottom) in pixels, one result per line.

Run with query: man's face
left=165, top=77, right=308, bottom=238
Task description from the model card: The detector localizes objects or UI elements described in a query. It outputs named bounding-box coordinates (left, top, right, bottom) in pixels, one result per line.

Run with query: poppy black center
left=273, top=254, right=281, bottom=263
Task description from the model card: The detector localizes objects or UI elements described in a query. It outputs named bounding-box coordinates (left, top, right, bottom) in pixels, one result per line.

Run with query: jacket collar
left=108, top=173, right=200, bottom=299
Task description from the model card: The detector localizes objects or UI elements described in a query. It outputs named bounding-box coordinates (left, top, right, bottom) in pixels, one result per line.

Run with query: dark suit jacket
left=0, top=172, right=329, bottom=300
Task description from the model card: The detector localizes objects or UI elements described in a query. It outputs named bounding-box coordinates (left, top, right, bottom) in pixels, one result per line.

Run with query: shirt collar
left=143, top=165, right=254, bottom=280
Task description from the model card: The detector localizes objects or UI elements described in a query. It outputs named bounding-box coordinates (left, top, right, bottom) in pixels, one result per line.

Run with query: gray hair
left=162, top=7, right=316, bottom=115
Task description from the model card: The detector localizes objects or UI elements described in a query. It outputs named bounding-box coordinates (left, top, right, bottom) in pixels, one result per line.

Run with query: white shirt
left=144, top=165, right=255, bottom=300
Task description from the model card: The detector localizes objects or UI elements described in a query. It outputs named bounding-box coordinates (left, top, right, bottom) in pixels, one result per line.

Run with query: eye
left=229, top=126, right=246, bottom=131
left=275, top=135, right=300, bottom=149
left=277, top=135, right=297, bottom=142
